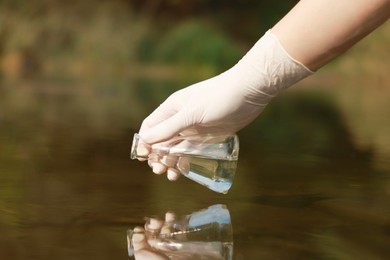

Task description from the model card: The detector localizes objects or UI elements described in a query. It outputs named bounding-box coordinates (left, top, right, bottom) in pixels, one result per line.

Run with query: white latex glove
left=138, top=30, right=313, bottom=180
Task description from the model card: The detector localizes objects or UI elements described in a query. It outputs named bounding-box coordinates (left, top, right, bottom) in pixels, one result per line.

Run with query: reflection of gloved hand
left=129, top=212, right=202, bottom=260
left=139, top=30, right=313, bottom=179
left=130, top=207, right=230, bottom=260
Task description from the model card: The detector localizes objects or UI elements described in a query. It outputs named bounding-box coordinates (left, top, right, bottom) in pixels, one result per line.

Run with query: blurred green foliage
left=152, top=21, right=243, bottom=71
left=0, top=0, right=298, bottom=79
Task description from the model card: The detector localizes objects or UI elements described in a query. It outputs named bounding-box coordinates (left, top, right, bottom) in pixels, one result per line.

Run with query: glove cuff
left=231, top=30, right=314, bottom=106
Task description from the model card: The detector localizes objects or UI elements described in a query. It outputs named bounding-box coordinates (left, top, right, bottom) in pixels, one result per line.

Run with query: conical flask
left=131, top=133, right=239, bottom=194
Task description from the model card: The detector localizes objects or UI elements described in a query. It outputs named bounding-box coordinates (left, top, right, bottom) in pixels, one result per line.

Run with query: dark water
left=0, top=81, right=389, bottom=259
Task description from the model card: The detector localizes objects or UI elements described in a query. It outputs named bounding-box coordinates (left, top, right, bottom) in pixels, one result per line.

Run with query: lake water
left=0, top=80, right=389, bottom=259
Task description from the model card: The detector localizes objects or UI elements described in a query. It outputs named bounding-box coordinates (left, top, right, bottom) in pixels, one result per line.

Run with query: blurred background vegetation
left=0, top=0, right=295, bottom=79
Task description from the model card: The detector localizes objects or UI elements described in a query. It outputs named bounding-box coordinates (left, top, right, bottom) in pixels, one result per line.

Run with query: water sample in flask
left=131, top=133, right=239, bottom=194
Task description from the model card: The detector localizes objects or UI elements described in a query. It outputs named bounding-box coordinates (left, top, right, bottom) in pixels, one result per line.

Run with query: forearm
left=271, top=0, right=390, bottom=71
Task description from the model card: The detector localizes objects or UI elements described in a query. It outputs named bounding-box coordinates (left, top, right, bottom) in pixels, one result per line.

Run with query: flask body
left=131, top=134, right=239, bottom=193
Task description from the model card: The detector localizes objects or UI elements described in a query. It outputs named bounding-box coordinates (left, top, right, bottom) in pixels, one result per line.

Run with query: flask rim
left=130, top=134, right=139, bottom=160
left=131, top=133, right=150, bottom=160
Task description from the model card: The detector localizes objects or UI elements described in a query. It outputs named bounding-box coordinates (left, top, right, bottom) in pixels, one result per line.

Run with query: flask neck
left=131, top=134, right=172, bottom=159
left=131, top=133, right=239, bottom=160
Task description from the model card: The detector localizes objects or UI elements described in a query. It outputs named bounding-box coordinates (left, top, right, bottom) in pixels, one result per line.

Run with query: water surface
left=0, top=80, right=389, bottom=259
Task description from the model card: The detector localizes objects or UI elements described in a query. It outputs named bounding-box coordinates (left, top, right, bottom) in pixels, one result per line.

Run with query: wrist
left=230, top=30, right=314, bottom=106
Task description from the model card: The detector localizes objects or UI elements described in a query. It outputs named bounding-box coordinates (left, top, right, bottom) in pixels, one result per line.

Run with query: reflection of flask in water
left=131, top=133, right=239, bottom=194
left=127, top=204, right=233, bottom=259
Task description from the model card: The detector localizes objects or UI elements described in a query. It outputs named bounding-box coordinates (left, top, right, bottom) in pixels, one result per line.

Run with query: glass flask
left=131, top=133, right=239, bottom=194
left=127, top=204, right=233, bottom=259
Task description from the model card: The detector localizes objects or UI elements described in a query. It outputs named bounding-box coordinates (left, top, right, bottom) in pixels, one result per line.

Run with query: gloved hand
left=138, top=30, right=313, bottom=180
